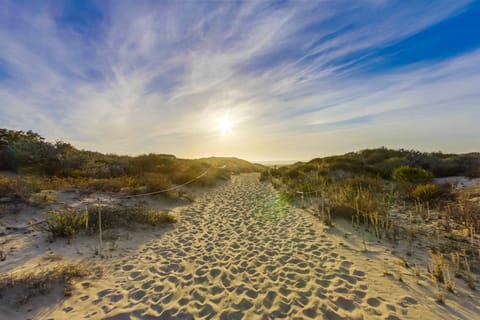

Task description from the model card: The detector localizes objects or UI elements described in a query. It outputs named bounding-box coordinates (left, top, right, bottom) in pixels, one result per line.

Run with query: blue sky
left=1, top=0, right=479, bottom=161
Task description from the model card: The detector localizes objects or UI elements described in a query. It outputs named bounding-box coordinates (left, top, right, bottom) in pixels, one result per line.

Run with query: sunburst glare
left=217, top=117, right=233, bottom=136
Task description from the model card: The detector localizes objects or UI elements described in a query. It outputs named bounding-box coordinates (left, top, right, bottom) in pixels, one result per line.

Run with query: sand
left=2, top=173, right=479, bottom=319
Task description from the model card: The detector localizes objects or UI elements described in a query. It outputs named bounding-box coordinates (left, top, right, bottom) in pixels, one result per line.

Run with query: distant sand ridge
left=38, top=174, right=474, bottom=319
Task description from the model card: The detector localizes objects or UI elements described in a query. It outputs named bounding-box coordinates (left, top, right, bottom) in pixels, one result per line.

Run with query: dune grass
left=265, top=148, right=479, bottom=304
left=44, top=205, right=180, bottom=239
left=0, top=261, right=94, bottom=306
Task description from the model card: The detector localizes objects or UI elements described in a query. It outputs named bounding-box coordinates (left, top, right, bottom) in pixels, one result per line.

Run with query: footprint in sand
left=43, top=174, right=382, bottom=320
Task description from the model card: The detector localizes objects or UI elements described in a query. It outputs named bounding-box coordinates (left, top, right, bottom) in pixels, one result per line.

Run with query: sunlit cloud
left=0, top=0, right=479, bottom=161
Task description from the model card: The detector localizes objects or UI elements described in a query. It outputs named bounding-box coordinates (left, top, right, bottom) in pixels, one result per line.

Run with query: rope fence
left=2, top=164, right=224, bottom=239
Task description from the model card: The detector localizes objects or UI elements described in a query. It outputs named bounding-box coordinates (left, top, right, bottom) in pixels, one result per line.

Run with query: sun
left=217, top=118, right=233, bottom=136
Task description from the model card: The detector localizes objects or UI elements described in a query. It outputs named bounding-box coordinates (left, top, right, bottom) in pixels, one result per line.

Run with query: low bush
left=45, top=207, right=88, bottom=238
left=412, top=183, right=454, bottom=204
left=366, top=157, right=408, bottom=178
left=392, top=166, right=433, bottom=184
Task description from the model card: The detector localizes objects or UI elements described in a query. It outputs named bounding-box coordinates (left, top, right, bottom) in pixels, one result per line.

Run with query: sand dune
left=19, top=174, right=478, bottom=319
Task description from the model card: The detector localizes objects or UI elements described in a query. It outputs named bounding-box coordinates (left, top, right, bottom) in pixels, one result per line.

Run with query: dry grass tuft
left=0, top=261, right=93, bottom=306
left=0, top=177, right=25, bottom=200
left=429, top=251, right=446, bottom=284
left=86, top=205, right=179, bottom=231
left=28, top=191, right=56, bottom=207
left=435, top=288, right=446, bottom=305
left=463, top=255, right=476, bottom=291
left=43, top=205, right=180, bottom=238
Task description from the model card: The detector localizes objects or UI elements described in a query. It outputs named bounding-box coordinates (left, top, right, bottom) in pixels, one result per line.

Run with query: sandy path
left=39, top=174, right=457, bottom=320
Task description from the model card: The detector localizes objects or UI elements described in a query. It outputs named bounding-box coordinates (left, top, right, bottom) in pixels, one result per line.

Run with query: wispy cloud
left=0, top=0, right=478, bottom=160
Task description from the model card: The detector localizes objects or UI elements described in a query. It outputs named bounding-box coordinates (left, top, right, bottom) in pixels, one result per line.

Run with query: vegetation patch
left=44, top=205, right=179, bottom=238
left=0, top=261, right=93, bottom=306
left=265, top=147, right=480, bottom=301
left=0, top=129, right=264, bottom=199
left=45, top=207, right=88, bottom=238
left=86, top=205, right=179, bottom=231
left=0, top=177, right=24, bottom=200
left=28, top=190, right=57, bottom=207
left=392, top=166, right=433, bottom=184
left=412, top=183, right=453, bottom=204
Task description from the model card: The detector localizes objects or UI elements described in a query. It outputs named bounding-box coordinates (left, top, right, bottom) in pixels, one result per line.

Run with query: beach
left=0, top=173, right=473, bottom=319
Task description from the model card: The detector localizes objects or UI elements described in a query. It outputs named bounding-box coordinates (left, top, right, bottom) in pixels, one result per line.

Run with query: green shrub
left=411, top=183, right=453, bottom=203
left=392, top=166, right=433, bottom=184
left=368, top=157, right=408, bottom=178
left=45, top=207, right=88, bottom=238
